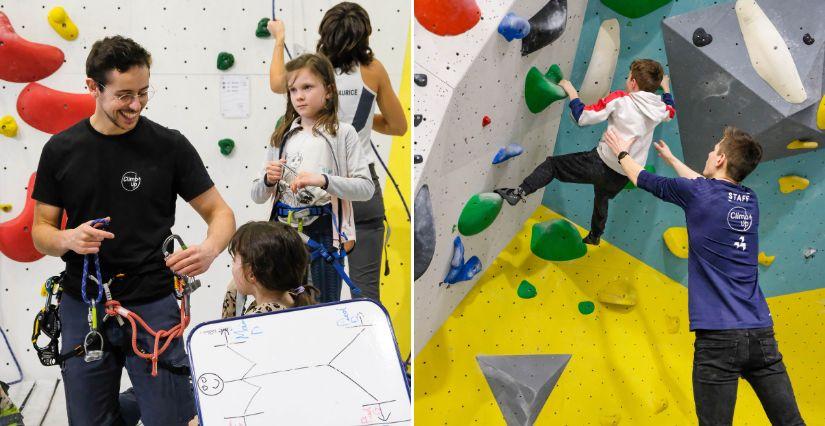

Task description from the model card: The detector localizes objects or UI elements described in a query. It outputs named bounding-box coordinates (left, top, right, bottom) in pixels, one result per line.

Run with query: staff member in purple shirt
left=602, top=127, right=805, bottom=425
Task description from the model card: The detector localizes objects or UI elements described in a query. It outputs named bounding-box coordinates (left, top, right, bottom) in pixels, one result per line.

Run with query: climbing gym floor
left=414, top=206, right=825, bottom=424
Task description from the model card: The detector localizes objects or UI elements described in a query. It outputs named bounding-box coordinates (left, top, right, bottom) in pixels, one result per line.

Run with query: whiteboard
left=187, top=299, right=410, bottom=426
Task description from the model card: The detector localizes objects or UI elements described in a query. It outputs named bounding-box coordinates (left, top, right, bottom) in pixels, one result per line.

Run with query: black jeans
left=519, top=148, right=628, bottom=237
left=693, top=327, right=805, bottom=425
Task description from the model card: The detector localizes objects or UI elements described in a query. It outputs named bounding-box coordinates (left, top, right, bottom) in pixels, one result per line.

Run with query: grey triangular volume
left=661, top=0, right=825, bottom=167
left=477, top=354, right=572, bottom=426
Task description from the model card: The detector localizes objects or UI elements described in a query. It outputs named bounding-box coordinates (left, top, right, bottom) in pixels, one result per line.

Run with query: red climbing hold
left=415, top=0, right=481, bottom=36
left=482, top=115, right=491, bottom=127
left=0, top=173, right=65, bottom=262
left=17, top=82, right=95, bottom=134
left=0, top=12, right=64, bottom=83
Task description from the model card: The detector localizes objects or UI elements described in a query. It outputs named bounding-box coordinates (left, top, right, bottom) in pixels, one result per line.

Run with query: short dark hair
left=719, top=126, right=762, bottom=182
left=316, top=2, right=374, bottom=73
left=228, top=221, right=318, bottom=307
left=630, top=59, right=664, bottom=92
left=86, top=36, right=152, bottom=86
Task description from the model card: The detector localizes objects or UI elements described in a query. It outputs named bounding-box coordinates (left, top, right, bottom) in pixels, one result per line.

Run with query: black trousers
left=693, top=327, right=805, bottom=425
left=520, top=148, right=628, bottom=237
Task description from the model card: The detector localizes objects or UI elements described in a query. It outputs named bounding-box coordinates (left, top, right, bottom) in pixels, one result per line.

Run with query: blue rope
left=0, top=328, right=23, bottom=385
left=80, top=218, right=109, bottom=305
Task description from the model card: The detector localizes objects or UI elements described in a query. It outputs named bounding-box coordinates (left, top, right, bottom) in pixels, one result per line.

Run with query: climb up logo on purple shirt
left=121, top=171, right=142, bottom=192
left=726, top=192, right=752, bottom=232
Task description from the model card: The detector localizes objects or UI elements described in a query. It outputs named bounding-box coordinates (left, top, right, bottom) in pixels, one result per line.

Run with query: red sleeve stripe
left=583, top=90, right=628, bottom=112
left=666, top=105, right=676, bottom=119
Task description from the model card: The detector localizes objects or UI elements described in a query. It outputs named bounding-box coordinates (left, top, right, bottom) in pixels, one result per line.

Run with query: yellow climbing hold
left=0, top=115, right=18, bottom=137
left=665, top=314, right=680, bottom=334
left=787, top=140, right=818, bottom=150
left=818, top=94, right=825, bottom=130
left=778, top=176, right=809, bottom=193
left=663, top=227, right=688, bottom=259
left=0, top=203, right=12, bottom=213
left=47, top=6, right=79, bottom=41
left=652, top=396, right=669, bottom=414
left=758, top=251, right=775, bottom=266
left=600, top=414, right=621, bottom=426
left=597, top=278, right=638, bottom=306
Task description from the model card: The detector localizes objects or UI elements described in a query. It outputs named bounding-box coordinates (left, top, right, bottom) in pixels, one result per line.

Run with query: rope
left=104, top=282, right=189, bottom=377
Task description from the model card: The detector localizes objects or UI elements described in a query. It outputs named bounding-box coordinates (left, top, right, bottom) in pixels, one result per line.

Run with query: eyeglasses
left=96, top=82, right=156, bottom=104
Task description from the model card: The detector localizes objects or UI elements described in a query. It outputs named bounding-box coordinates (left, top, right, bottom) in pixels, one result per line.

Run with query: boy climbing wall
left=495, top=59, right=676, bottom=245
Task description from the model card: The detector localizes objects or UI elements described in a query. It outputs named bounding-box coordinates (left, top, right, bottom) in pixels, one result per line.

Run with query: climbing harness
left=101, top=234, right=199, bottom=376
left=275, top=201, right=361, bottom=297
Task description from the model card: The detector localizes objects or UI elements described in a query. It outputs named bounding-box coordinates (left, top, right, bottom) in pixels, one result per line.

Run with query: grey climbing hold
left=414, top=185, right=436, bottom=280
left=414, top=73, right=428, bottom=87
left=803, top=33, right=814, bottom=45
left=803, top=247, right=817, bottom=260
left=477, top=354, right=572, bottom=426
left=414, top=154, right=423, bottom=164
left=414, top=114, right=423, bottom=126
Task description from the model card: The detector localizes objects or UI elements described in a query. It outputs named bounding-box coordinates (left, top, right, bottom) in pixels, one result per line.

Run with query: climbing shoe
left=582, top=231, right=601, bottom=246
left=493, top=187, right=525, bottom=206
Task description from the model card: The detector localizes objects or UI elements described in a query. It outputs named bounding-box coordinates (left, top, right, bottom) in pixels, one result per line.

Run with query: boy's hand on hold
left=661, top=75, right=671, bottom=93
left=265, top=159, right=286, bottom=185
left=64, top=217, right=115, bottom=255
left=290, top=172, right=325, bottom=193
left=267, top=19, right=285, bottom=43
left=603, top=129, right=637, bottom=156
left=558, top=79, right=576, bottom=97
left=654, top=140, right=675, bottom=163
left=165, top=243, right=220, bottom=277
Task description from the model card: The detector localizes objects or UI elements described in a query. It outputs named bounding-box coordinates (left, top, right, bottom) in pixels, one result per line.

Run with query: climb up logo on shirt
left=121, top=171, right=142, bottom=192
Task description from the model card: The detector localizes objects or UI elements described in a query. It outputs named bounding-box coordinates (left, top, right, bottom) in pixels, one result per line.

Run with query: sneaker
left=582, top=232, right=601, bottom=245
left=493, top=188, right=525, bottom=206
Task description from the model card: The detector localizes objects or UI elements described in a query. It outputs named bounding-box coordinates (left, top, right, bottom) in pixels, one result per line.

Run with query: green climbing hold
left=625, top=165, right=656, bottom=189
left=578, top=301, right=595, bottom=315
left=530, top=219, right=587, bottom=261
left=517, top=280, right=537, bottom=299
left=218, top=138, right=235, bottom=156
left=256, top=17, right=271, bottom=38
left=457, top=193, right=503, bottom=236
left=600, top=0, right=672, bottom=19
left=217, top=52, right=235, bottom=71
left=525, top=64, right=567, bottom=114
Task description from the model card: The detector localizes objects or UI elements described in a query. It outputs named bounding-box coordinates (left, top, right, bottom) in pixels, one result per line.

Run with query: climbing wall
left=0, top=0, right=410, bottom=396
left=413, top=0, right=589, bottom=352
left=416, top=0, right=825, bottom=423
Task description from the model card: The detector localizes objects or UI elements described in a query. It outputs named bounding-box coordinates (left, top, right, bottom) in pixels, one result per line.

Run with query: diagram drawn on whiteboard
left=187, top=299, right=410, bottom=426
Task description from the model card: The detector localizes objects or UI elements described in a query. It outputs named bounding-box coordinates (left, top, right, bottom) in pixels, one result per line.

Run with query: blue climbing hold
left=498, top=13, right=531, bottom=42
left=492, top=143, right=524, bottom=164
left=443, top=236, right=483, bottom=285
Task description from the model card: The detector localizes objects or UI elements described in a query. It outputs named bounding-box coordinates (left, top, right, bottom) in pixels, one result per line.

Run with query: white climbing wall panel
left=0, top=0, right=409, bottom=393
left=413, top=0, right=588, bottom=353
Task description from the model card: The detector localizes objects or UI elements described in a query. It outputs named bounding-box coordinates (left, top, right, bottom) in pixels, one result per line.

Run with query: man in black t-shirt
left=31, top=36, right=235, bottom=425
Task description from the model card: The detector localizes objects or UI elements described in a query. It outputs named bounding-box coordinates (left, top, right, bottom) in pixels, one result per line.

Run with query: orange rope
left=104, top=290, right=190, bottom=376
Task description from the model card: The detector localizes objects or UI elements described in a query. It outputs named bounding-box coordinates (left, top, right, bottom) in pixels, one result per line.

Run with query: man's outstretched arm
left=653, top=140, right=702, bottom=179
left=603, top=129, right=644, bottom=186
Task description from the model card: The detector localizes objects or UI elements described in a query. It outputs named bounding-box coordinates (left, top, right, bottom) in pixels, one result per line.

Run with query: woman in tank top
left=267, top=2, right=407, bottom=302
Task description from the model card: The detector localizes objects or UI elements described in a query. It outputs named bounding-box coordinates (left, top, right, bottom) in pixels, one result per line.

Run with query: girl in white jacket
left=251, top=53, right=374, bottom=303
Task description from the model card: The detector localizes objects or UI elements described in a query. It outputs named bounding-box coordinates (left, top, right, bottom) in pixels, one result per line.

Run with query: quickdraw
left=31, top=272, right=84, bottom=366
left=101, top=234, right=200, bottom=376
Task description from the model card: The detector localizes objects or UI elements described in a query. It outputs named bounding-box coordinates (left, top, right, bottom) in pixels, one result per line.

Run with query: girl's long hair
left=317, top=2, right=374, bottom=73
left=270, top=53, right=339, bottom=148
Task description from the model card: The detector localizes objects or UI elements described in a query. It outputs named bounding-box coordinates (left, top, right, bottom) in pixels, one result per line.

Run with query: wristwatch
left=617, top=151, right=630, bottom=162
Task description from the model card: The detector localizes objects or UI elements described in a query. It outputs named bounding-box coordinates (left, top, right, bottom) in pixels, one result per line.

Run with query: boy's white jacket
left=572, top=90, right=675, bottom=175
left=251, top=121, right=374, bottom=247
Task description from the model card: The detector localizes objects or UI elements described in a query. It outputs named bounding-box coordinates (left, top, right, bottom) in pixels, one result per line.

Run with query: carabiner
left=162, top=234, right=188, bottom=258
